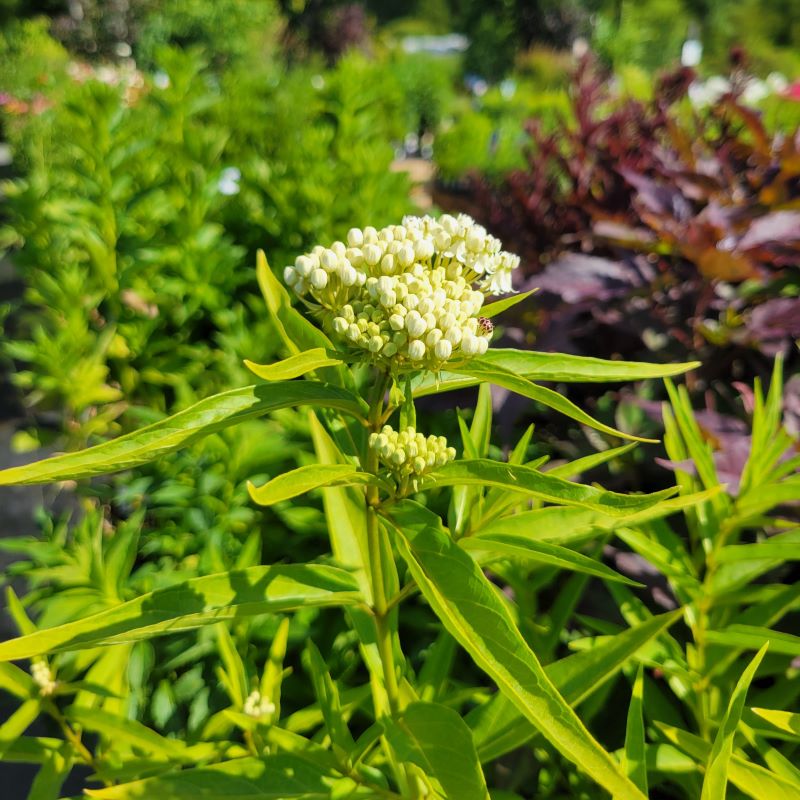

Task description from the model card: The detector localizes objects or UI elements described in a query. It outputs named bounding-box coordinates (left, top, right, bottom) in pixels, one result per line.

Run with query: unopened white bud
left=434, top=339, right=452, bottom=360
left=321, top=249, right=338, bottom=271
left=363, top=244, right=382, bottom=266
left=347, top=228, right=364, bottom=247
left=408, top=340, right=426, bottom=360
left=310, top=269, right=328, bottom=289
left=295, top=255, right=314, bottom=277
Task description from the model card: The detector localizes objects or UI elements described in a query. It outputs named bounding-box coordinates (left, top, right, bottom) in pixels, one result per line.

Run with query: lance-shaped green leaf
left=705, top=625, right=800, bottom=656
left=412, top=349, right=699, bottom=397
left=750, top=708, right=800, bottom=738
left=622, top=665, right=648, bottom=795
left=461, top=534, right=641, bottom=586
left=64, top=706, right=188, bottom=761
left=477, top=489, right=718, bottom=547
left=0, top=699, right=40, bottom=757
left=303, top=641, right=357, bottom=767
left=658, top=723, right=800, bottom=800
left=0, top=565, right=361, bottom=661
left=0, top=383, right=366, bottom=486
left=248, top=465, right=384, bottom=507
left=385, top=501, right=646, bottom=800
left=85, top=753, right=344, bottom=799
left=423, top=459, right=675, bottom=516
left=701, top=644, right=768, bottom=800
left=382, top=702, right=490, bottom=800
left=469, top=610, right=682, bottom=761
left=26, top=741, right=72, bottom=800
left=244, top=349, right=343, bottom=381
left=452, top=361, right=656, bottom=442
left=480, top=289, right=538, bottom=318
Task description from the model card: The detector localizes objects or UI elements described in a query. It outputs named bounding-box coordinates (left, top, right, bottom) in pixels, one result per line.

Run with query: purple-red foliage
left=467, top=56, right=800, bottom=381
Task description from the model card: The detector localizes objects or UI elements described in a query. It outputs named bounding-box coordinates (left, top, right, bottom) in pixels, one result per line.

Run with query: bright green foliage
left=0, top=223, right=797, bottom=800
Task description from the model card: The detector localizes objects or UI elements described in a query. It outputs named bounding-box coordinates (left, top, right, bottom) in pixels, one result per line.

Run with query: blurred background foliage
left=0, top=0, right=798, bottom=796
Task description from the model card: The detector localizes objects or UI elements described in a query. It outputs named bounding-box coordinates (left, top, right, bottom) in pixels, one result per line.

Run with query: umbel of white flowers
left=31, top=660, right=57, bottom=696
left=243, top=690, right=275, bottom=719
left=369, top=425, right=456, bottom=480
left=283, top=214, right=520, bottom=372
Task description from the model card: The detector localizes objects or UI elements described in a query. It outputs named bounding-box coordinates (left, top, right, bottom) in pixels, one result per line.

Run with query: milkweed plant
left=1, top=214, right=792, bottom=799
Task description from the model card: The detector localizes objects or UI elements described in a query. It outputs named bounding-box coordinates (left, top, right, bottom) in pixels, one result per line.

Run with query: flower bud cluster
left=31, top=660, right=57, bottom=696
left=369, top=425, right=456, bottom=480
left=282, top=214, right=520, bottom=372
left=243, top=689, right=275, bottom=719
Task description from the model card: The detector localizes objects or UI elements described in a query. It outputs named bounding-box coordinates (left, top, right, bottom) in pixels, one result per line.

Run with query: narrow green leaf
left=750, top=708, right=800, bottom=738
left=383, top=702, right=490, bottom=800
left=0, top=383, right=366, bottom=486
left=0, top=662, right=36, bottom=700
left=470, top=610, right=682, bottom=761
left=0, top=700, right=40, bottom=756
left=0, top=565, right=361, bottom=661
left=386, top=501, right=646, bottom=800
left=413, top=350, right=699, bottom=397
left=244, top=349, right=342, bottom=381
left=461, top=534, right=641, bottom=586
left=85, top=753, right=342, bottom=799
left=64, top=706, right=186, bottom=760
left=303, top=642, right=356, bottom=765
left=247, top=464, right=382, bottom=507
left=545, top=444, right=638, bottom=480
left=659, top=723, right=800, bottom=800
left=216, top=625, right=248, bottom=708
left=622, top=665, right=648, bottom=794
left=25, top=742, right=72, bottom=800
left=705, top=626, right=800, bottom=656
left=480, top=289, right=538, bottom=318
left=261, top=617, right=291, bottom=717
left=701, top=644, right=768, bottom=800
left=452, top=361, right=657, bottom=442
left=307, top=413, right=387, bottom=688
left=716, top=538, right=800, bottom=563
left=424, top=459, right=675, bottom=516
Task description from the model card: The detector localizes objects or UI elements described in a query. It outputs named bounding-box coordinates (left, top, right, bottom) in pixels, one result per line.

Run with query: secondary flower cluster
left=243, top=689, right=275, bottom=720
left=31, top=660, right=57, bottom=696
left=282, top=214, right=519, bottom=372
left=369, top=425, right=456, bottom=481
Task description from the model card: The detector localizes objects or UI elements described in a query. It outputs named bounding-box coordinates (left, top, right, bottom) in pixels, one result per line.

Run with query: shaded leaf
left=383, top=702, right=490, bottom=800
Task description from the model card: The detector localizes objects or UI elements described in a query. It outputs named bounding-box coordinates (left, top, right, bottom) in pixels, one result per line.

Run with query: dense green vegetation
left=0, top=2, right=798, bottom=798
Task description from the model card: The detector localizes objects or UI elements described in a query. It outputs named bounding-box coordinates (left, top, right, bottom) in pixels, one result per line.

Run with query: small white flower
left=243, top=690, right=275, bottom=720
left=31, top=661, right=57, bottom=697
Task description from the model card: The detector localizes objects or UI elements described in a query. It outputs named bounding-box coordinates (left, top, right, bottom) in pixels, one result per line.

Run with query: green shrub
left=1, top=217, right=797, bottom=797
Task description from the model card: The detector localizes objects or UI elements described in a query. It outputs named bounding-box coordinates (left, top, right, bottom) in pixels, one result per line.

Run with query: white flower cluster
left=282, top=214, right=519, bottom=372
left=31, top=660, right=57, bottom=697
left=369, top=425, right=456, bottom=480
left=243, top=689, right=275, bottom=720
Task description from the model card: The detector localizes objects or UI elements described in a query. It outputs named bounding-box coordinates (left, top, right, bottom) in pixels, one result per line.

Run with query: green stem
left=363, top=369, right=423, bottom=798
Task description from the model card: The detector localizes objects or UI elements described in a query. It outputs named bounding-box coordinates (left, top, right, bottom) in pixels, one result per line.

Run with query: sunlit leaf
left=424, top=459, right=675, bottom=516
left=0, top=566, right=361, bottom=661
left=248, top=464, right=383, bottom=507
left=244, top=349, right=343, bottom=381
left=386, top=501, right=646, bottom=799
left=0, top=383, right=366, bottom=486
left=701, top=644, right=768, bottom=800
